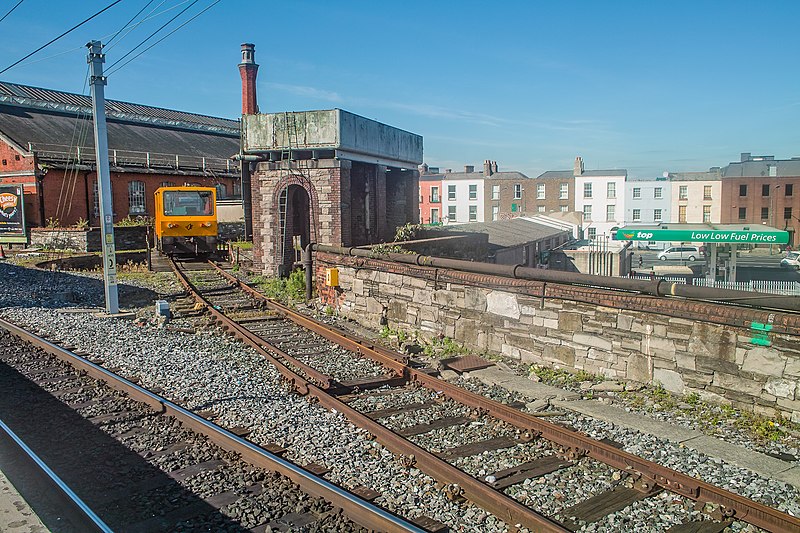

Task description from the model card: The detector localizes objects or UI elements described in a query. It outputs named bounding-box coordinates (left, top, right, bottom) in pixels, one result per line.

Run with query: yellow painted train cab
left=154, top=186, right=218, bottom=256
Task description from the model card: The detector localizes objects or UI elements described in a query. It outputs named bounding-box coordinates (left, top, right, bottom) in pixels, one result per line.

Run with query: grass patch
left=249, top=269, right=306, bottom=304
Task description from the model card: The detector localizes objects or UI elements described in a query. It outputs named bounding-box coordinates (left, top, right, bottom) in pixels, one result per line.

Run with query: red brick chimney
left=239, top=43, right=259, bottom=115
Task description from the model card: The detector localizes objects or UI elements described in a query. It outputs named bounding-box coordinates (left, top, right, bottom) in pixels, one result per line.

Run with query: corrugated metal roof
left=0, top=81, right=239, bottom=134
left=433, top=217, right=569, bottom=248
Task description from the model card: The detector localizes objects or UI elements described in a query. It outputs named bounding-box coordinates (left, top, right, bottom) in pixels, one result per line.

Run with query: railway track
left=172, top=257, right=800, bottom=533
left=0, top=317, right=424, bottom=532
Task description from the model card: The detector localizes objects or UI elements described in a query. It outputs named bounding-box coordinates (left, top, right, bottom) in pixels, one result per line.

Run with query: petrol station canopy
left=614, top=223, right=789, bottom=244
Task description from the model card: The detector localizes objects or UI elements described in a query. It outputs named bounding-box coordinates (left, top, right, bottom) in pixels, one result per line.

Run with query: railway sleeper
left=560, top=484, right=663, bottom=532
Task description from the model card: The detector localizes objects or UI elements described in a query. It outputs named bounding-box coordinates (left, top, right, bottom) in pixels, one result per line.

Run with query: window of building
left=607, top=182, right=616, bottom=199
left=448, top=205, right=456, bottom=221
left=536, top=183, right=545, bottom=199
left=606, top=204, right=615, bottom=222
left=762, top=184, right=771, bottom=197
left=678, top=205, right=687, bottom=222
left=786, top=184, right=794, bottom=197
left=739, top=184, right=747, bottom=196
left=469, top=205, right=477, bottom=221
left=738, top=207, right=747, bottom=220
left=128, top=181, right=146, bottom=214
left=583, top=205, right=592, bottom=221
left=537, top=205, right=545, bottom=213
left=632, top=209, right=641, bottom=221
left=161, top=181, right=175, bottom=188
left=431, top=186, right=440, bottom=202
left=583, top=182, right=592, bottom=198
left=448, top=184, right=456, bottom=201
left=1, top=159, right=6, bottom=166
left=703, top=205, right=711, bottom=222
left=784, top=207, right=792, bottom=221
left=215, top=183, right=227, bottom=200
left=587, top=227, right=597, bottom=239
left=469, top=184, right=477, bottom=200
left=632, top=187, right=641, bottom=199
left=492, top=206, right=499, bottom=221
left=559, top=183, right=568, bottom=199
left=431, top=208, right=439, bottom=224
left=769, top=165, right=777, bottom=177
left=703, top=185, right=712, bottom=200
left=762, top=207, right=769, bottom=220
left=654, top=208, right=662, bottom=221
left=679, top=185, right=688, bottom=200
left=560, top=205, right=568, bottom=212
left=514, top=184, right=522, bottom=199
left=654, top=187, right=662, bottom=199
left=491, top=185, right=499, bottom=200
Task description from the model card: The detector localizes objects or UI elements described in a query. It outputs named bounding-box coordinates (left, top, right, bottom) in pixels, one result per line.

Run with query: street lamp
left=770, top=184, right=781, bottom=255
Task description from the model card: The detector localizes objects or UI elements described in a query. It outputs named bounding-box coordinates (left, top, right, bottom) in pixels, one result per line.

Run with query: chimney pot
left=574, top=156, right=584, bottom=176
left=483, top=160, right=492, bottom=176
left=465, top=165, right=474, bottom=173
left=491, top=160, right=498, bottom=173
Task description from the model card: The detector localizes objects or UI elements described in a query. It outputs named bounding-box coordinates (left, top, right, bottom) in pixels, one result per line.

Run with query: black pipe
left=304, top=243, right=314, bottom=302
left=312, top=244, right=800, bottom=313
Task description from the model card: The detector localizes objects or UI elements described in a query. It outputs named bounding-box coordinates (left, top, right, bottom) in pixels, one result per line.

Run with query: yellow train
left=154, top=186, right=218, bottom=257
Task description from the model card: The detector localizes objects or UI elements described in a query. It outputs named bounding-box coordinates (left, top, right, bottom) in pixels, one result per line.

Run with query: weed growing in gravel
left=528, top=364, right=603, bottom=386
left=422, top=335, right=464, bottom=358
left=250, top=269, right=306, bottom=303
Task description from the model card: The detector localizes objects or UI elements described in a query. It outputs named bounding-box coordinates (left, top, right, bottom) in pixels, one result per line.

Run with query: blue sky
left=1, top=0, right=798, bottom=178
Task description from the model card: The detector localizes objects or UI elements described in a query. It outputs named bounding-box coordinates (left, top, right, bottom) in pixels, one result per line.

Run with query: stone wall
left=314, top=251, right=800, bottom=422
left=30, top=226, right=147, bottom=251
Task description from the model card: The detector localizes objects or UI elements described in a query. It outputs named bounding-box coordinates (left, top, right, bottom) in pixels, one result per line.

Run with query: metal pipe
left=304, top=243, right=314, bottom=301
left=312, top=244, right=800, bottom=312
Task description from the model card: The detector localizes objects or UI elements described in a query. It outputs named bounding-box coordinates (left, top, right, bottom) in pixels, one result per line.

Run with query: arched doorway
left=278, top=184, right=311, bottom=276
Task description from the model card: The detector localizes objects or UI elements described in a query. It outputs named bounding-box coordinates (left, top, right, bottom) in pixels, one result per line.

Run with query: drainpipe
left=232, top=154, right=266, bottom=242
left=303, top=242, right=315, bottom=302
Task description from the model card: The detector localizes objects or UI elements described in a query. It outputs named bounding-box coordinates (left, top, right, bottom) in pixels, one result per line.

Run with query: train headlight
left=201, top=222, right=212, bottom=228
left=167, top=223, right=177, bottom=228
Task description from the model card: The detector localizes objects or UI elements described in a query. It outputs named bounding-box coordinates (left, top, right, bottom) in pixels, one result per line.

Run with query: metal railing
left=630, top=274, right=800, bottom=296
left=29, top=143, right=238, bottom=174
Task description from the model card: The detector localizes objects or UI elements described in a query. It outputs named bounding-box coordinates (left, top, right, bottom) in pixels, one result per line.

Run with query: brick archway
left=272, top=175, right=318, bottom=275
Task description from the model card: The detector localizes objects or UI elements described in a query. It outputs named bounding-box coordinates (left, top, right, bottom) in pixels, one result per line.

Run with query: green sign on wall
left=615, top=227, right=789, bottom=244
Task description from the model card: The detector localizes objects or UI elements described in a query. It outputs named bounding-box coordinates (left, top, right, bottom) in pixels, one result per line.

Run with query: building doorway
left=278, top=184, right=311, bottom=276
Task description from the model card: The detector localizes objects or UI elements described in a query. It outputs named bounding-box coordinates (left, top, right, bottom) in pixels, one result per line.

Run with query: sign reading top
left=615, top=227, right=789, bottom=244
left=242, top=109, right=423, bottom=168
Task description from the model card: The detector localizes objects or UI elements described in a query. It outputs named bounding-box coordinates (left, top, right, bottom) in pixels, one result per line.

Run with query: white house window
left=632, top=187, right=641, bottom=199
left=469, top=184, right=477, bottom=200
left=431, top=186, right=440, bottom=202
left=583, top=205, right=592, bottom=221
left=514, top=184, right=522, bottom=199
left=559, top=183, right=568, bottom=199
left=448, top=184, right=456, bottom=201
left=560, top=205, right=568, bottom=212
left=587, top=227, right=597, bottom=239
left=654, top=187, right=662, bottom=199
left=583, top=182, right=592, bottom=198
left=448, top=205, right=456, bottom=221
left=469, top=205, right=477, bottom=221
left=632, top=208, right=641, bottom=221
left=492, top=205, right=499, bottom=221
left=537, top=205, right=545, bottom=213
left=491, top=185, right=500, bottom=200
left=128, top=181, right=146, bottom=214
left=536, top=183, right=545, bottom=199
left=679, top=185, right=688, bottom=200
left=607, top=182, right=616, bottom=199
left=430, top=208, right=439, bottom=224
left=654, top=208, right=662, bottom=221
left=606, top=204, right=615, bottom=222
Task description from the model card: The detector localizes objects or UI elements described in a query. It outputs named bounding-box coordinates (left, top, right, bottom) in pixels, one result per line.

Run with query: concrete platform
left=0, top=469, right=47, bottom=532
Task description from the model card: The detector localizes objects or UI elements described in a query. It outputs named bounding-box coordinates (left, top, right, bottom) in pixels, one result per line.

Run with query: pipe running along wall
left=309, top=244, right=800, bottom=313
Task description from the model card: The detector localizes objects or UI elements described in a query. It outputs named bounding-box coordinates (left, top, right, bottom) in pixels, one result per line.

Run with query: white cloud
left=263, top=82, right=342, bottom=103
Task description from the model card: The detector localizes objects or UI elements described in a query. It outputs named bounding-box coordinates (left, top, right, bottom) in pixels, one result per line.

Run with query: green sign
left=615, top=228, right=789, bottom=244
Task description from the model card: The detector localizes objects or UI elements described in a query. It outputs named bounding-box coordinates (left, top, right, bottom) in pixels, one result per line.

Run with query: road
left=630, top=250, right=800, bottom=282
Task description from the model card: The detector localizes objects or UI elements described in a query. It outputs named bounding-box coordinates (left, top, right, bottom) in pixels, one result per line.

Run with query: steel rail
left=207, top=260, right=800, bottom=533
left=172, top=259, right=572, bottom=532
left=0, top=316, right=424, bottom=533
left=0, top=418, right=113, bottom=533
left=313, top=244, right=800, bottom=313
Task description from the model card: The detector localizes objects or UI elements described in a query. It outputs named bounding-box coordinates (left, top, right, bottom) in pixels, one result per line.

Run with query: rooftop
left=431, top=217, right=570, bottom=249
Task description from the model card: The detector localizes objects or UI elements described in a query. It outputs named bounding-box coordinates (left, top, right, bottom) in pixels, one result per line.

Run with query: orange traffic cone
left=0, top=245, right=6, bottom=260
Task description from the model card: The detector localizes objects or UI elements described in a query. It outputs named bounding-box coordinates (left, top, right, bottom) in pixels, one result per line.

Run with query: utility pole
left=87, top=40, right=119, bottom=314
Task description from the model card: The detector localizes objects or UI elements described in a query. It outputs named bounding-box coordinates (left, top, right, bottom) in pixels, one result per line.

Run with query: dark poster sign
left=0, top=185, right=26, bottom=243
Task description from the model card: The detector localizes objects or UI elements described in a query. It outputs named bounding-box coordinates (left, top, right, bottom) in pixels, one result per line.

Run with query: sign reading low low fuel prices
left=616, top=227, right=789, bottom=244
left=0, top=185, right=26, bottom=243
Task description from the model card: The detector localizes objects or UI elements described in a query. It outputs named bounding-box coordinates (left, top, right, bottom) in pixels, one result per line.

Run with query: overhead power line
left=0, top=0, right=24, bottom=24
left=106, top=0, right=221, bottom=76
left=106, top=0, right=157, bottom=48
left=105, top=0, right=200, bottom=72
left=0, top=0, right=124, bottom=75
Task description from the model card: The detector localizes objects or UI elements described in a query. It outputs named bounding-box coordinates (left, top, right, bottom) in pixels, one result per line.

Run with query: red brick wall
left=721, top=176, right=800, bottom=246
left=419, top=177, right=442, bottom=224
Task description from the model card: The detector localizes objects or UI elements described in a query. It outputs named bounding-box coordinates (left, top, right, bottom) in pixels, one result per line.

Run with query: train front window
left=163, top=190, right=214, bottom=216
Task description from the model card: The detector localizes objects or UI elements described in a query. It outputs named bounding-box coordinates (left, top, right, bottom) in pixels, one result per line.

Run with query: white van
left=657, top=246, right=701, bottom=261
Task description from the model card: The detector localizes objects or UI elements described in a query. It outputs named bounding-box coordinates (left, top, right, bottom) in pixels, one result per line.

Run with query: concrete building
left=720, top=153, right=800, bottom=247
left=239, top=46, right=423, bottom=275
left=623, top=174, right=672, bottom=249
left=668, top=168, right=722, bottom=224
left=440, top=166, right=486, bottom=224
left=0, top=81, right=240, bottom=228
left=571, top=157, right=627, bottom=239
left=531, top=170, right=574, bottom=216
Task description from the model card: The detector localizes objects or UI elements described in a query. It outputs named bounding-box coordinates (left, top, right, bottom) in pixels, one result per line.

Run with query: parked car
left=780, top=251, right=800, bottom=269
left=657, top=246, right=701, bottom=261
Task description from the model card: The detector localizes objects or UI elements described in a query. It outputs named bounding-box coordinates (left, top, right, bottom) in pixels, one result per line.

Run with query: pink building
left=419, top=167, right=443, bottom=224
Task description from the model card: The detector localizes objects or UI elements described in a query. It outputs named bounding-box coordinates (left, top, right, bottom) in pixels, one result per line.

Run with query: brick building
left=719, top=153, right=800, bottom=247
left=530, top=169, right=574, bottom=216
left=238, top=46, right=423, bottom=275
left=0, top=82, right=240, bottom=228
left=481, top=161, right=533, bottom=221
left=418, top=166, right=443, bottom=224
